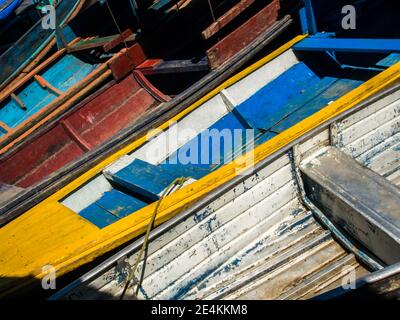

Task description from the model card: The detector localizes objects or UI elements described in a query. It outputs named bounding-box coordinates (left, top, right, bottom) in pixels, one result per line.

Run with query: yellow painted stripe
left=4, top=34, right=400, bottom=296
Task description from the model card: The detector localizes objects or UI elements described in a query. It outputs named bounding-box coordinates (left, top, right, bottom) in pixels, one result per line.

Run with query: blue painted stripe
left=234, top=62, right=321, bottom=131
left=294, top=38, right=400, bottom=53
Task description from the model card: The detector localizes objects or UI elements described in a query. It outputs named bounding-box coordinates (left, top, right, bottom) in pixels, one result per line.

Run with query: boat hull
left=51, top=80, right=400, bottom=300
left=0, top=2, right=292, bottom=225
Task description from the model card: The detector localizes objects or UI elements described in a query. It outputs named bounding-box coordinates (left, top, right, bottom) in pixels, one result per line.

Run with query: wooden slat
left=207, top=0, right=280, bottom=69
left=108, top=43, right=147, bottom=81
left=34, top=75, right=63, bottom=96
left=137, top=57, right=209, bottom=75
left=202, top=0, right=257, bottom=40
left=0, top=121, right=10, bottom=133
left=103, top=30, right=136, bottom=52
left=67, top=30, right=137, bottom=53
left=10, top=93, right=26, bottom=110
left=60, top=120, right=92, bottom=152
left=133, top=70, right=171, bottom=102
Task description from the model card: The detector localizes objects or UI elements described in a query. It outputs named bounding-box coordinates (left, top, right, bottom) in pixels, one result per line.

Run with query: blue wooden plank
left=0, top=0, right=22, bottom=21
left=79, top=204, right=120, bottom=229
left=304, top=0, right=317, bottom=35
left=96, top=189, right=147, bottom=218
left=376, top=53, right=400, bottom=68
left=270, top=77, right=363, bottom=133
left=41, top=54, right=96, bottom=92
left=0, top=82, right=56, bottom=128
left=294, top=38, right=400, bottom=53
left=79, top=189, right=147, bottom=228
left=109, top=159, right=182, bottom=202
left=164, top=113, right=256, bottom=174
left=234, top=62, right=321, bottom=131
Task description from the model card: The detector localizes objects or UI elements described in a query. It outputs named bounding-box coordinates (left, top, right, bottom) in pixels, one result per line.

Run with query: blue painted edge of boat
left=0, top=0, right=22, bottom=21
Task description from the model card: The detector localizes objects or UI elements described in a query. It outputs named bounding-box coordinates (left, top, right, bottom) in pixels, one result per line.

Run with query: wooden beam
left=294, top=37, right=400, bottom=53
left=34, top=75, right=63, bottom=96
left=108, top=43, right=147, bottom=81
left=10, top=93, right=27, bottom=110
left=0, top=121, right=10, bottom=133
left=67, top=30, right=136, bottom=53
left=206, top=0, right=280, bottom=69
left=202, top=0, right=257, bottom=40
left=137, top=57, right=209, bottom=75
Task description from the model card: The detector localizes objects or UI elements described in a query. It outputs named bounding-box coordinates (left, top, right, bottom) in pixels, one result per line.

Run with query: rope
left=104, top=0, right=138, bottom=73
left=120, top=176, right=190, bottom=300
left=105, top=0, right=129, bottom=50
left=207, top=0, right=216, bottom=22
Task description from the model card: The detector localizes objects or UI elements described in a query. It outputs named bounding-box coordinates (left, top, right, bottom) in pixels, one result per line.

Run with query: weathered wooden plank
left=67, top=30, right=137, bottom=53
left=137, top=57, right=209, bottom=75
left=207, top=0, right=280, bottom=69
left=108, top=43, right=147, bottom=81
left=201, top=0, right=257, bottom=40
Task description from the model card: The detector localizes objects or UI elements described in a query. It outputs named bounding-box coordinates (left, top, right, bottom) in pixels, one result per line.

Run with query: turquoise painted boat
left=0, top=0, right=85, bottom=92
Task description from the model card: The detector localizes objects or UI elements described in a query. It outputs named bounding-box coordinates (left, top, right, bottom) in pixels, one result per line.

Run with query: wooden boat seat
left=67, top=29, right=137, bottom=53
left=79, top=189, right=147, bottom=228
left=104, top=159, right=201, bottom=203
left=300, top=146, right=400, bottom=265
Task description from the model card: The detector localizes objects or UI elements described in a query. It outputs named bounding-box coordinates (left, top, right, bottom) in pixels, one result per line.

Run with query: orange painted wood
left=0, top=122, right=10, bottom=132
left=10, top=93, right=26, bottom=110
left=34, top=75, right=63, bottom=95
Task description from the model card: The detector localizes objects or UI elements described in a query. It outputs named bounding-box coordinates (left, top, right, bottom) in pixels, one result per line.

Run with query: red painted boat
left=0, top=0, right=297, bottom=224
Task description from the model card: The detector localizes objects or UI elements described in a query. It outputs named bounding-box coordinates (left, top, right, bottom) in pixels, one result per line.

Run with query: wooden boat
left=1, top=24, right=400, bottom=297
left=0, top=0, right=294, bottom=223
left=0, top=0, right=22, bottom=21
left=51, top=79, right=400, bottom=300
left=0, top=0, right=85, bottom=92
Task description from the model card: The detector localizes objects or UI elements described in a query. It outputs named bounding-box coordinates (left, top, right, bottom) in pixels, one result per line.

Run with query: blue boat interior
left=72, top=49, right=400, bottom=228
